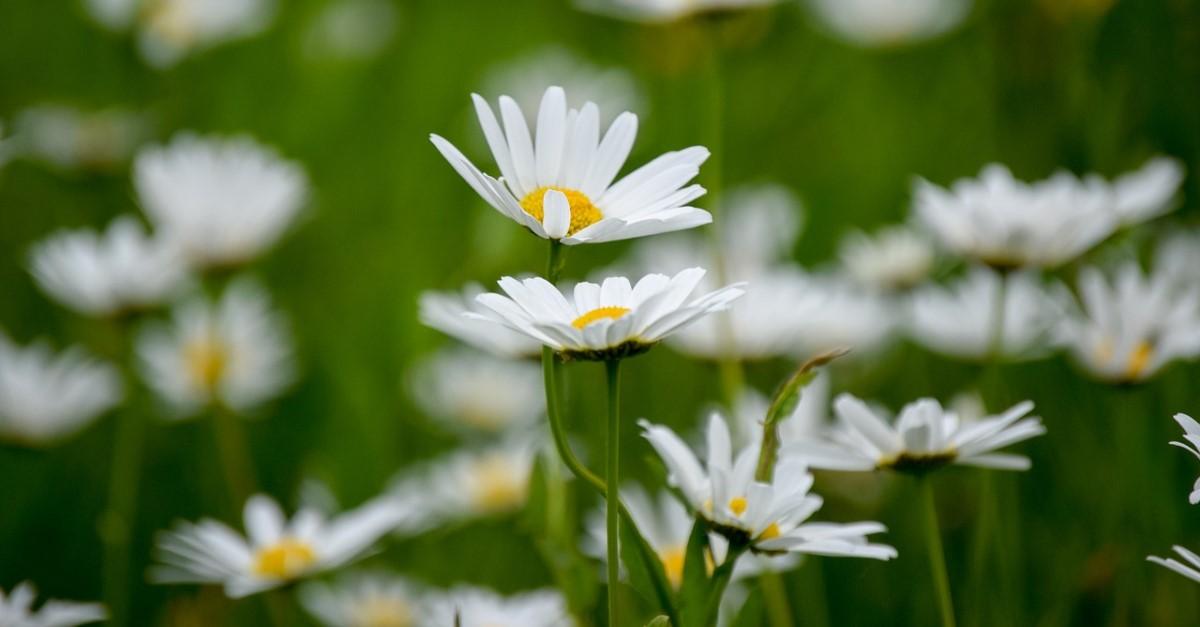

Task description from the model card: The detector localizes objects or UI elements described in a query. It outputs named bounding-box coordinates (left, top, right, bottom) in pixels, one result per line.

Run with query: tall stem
left=101, top=394, right=145, bottom=626
left=605, top=359, right=623, bottom=627
left=760, top=572, right=793, bottom=627
left=212, top=404, right=258, bottom=512
left=921, top=478, right=957, bottom=627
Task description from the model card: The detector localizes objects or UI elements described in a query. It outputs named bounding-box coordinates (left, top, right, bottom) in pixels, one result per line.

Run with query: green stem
left=605, top=359, right=623, bottom=627
left=760, top=571, right=793, bottom=627
left=212, top=404, right=258, bottom=513
left=101, top=399, right=145, bottom=626
left=702, top=543, right=746, bottom=626
left=921, top=478, right=957, bottom=627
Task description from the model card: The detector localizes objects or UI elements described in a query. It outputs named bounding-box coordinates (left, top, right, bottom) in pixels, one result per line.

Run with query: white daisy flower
left=907, top=268, right=1066, bottom=362
left=1058, top=261, right=1200, bottom=384
left=300, top=572, right=421, bottom=627
left=303, top=0, right=397, bottom=61
left=1148, top=545, right=1200, bottom=585
left=0, top=581, right=106, bottom=627
left=640, top=415, right=897, bottom=560
left=787, top=394, right=1045, bottom=473
left=12, top=105, right=148, bottom=171
left=430, top=86, right=712, bottom=245
left=482, top=47, right=643, bottom=127
left=0, top=333, right=122, bottom=446
left=803, top=0, right=972, bottom=47
left=794, top=277, right=898, bottom=356
left=576, top=0, right=780, bottom=23
left=410, top=348, right=543, bottom=433
left=1168, top=413, right=1200, bottom=505
left=470, top=268, right=744, bottom=361
left=418, top=284, right=543, bottom=358
left=136, top=280, right=293, bottom=416
left=134, top=133, right=308, bottom=269
left=1106, top=156, right=1185, bottom=224
left=152, top=493, right=405, bottom=598
left=1155, top=229, right=1200, bottom=288
left=423, top=586, right=569, bottom=627
left=838, top=226, right=934, bottom=291
left=29, top=216, right=188, bottom=317
left=136, top=0, right=274, bottom=68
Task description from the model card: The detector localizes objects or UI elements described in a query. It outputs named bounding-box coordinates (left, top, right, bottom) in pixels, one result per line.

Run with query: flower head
left=419, top=284, right=543, bottom=359
left=0, top=333, right=121, bottom=446
left=140, top=0, right=274, bottom=68
left=422, top=586, right=569, bottom=627
left=804, top=0, right=972, bottom=47
left=470, top=268, right=744, bottom=361
left=0, top=582, right=106, bottom=627
left=29, top=216, right=188, bottom=317
left=431, top=86, right=711, bottom=245
left=1107, top=156, right=1184, bottom=224
left=1168, top=413, right=1200, bottom=505
left=410, top=348, right=543, bottom=433
left=838, top=225, right=934, bottom=291
left=301, top=572, right=421, bottom=627
left=577, top=0, right=780, bottom=23
left=788, top=394, right=1045, bottom=473
left=152, top=494, right=404, bottom=598
left=1148, top=545, right=1200, bottom=585
left=12, top=105, right=148, bottom=171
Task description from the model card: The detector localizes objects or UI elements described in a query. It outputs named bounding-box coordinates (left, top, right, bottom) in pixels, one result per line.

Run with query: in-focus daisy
left=1148, top=545, right=1200, bottom=585
left=1168, top=413, right=1200, bottom=505
left=410, top=348, right=543, bottom=433
left=29, top=216, right=188, bottom=317
left=0, top=332, right=121, bottom=446
left=422, top=586, right=569, bottom=627
left=576, top=0, right=780, bottom=23
left=0, top=582, right=106, bottom=626
left=482, top=47, right=643, bottom=126
left=134, top=133, right=308, bottom=269
left=787, top=394, right=1045, bottom=473
left=419, top=284, right=543, bottom=358
left=803, top=0, right=972, bottom=47
left=838, top=225, right=934, bottom=291
left=431, top=86, right=712, bottom=245
left=907, top=268, right=1066, bottom=362
left=152, top=493, right=405, bottom=598
left=137, top=280, right=293, bottom=416
left=301, top=572, right=421, bottom=627
left=470, top=268, right=745, bottom=361
left=12, top=105, right=148, bottom=171
left=641, top=415, right=897, bottom=559
left=1058, top=261, right=1200, bottom=384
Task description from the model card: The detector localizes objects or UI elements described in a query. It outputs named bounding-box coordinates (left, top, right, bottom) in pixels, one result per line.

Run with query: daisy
left=422, top=586, right=569, bottom=627
left=303, top=0, right=397, bottom=61
left=152, top=493, right=405, bottom=598
left=1106, top=156, right=1185, bottom=224
left=482, top=47, right=643, bottom=127
left=471, top=268, right=744, bottom=361
left=803, top=0, right=973, bottom=47
left=140, top=0, right=274, bottom=68
left=136, top=280, right=294, bottom=416
left=0, top=582, right=106, bottom=627
left=430, top=86, right=712, bottom=245
left=418, top=284, right=543, bottom=359
left=583, top=485, right=696, bottom=589
left=410, top=348, right=543, bottom=433
left=0, top=332, right=122, bottom=446
left=786, top=394, right=1045, bottom=473
left=907, top=268, right=1067, bottom=362
left=576, top=0, right=780, bottom=23
left=1148, top=545, right=1200, bottom=585
left=838, top=225, right=934, bottom=291
left=1058, top=261, right=1200, bottom=384
left=134, top=133, right=308, bottom=268
left=300, top=572, right=422, bottom=627
left=793, top=277, right=898, bottom=356
left=11, top=105, right=148, bottom=171
left=29, top=216, right=188, bottom=317
left=1168, top=413, right=1200, bottom=505
left=641, top=415, right=897, bottom=559
left=1155, top=229, right=1200, bottom=288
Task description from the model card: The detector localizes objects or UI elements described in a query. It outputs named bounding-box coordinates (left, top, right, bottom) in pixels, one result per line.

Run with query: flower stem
left=921, top=478, right=957, bottom=627
left=101, top=397, right=145, bottom=627
left=212, top=404, right=258, bottom=513
left=605, top=358, right=623, bottom=627
left=760, top=571, right=793, bottom=627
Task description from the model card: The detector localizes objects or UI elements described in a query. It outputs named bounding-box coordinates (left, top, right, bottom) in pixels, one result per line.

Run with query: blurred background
left=1, top=0, right=1199, bottom=625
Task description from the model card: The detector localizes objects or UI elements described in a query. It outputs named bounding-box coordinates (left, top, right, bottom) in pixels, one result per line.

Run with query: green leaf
left=677, top=518, right=712, bottom=627
left=755, top=348, right=849, bottom=481
left=620, top=509, right=679, bottom=624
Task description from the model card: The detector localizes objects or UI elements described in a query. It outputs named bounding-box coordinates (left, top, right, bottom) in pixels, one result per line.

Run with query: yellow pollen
left=519, top=186, right=604, bottom=236
left=757, top=523, right=781, bottom=541
left=470, top=456, right=527, bottom=512
left=1125, top=341, right=1154, bottom=380
left=571, top=306, right=631, bottom=330
left=659, top=546, right=687, bottom=589
left=184, top=337, right=227, bottom=391
left=728, top=497, right=748, bottom=517
left=252, top=538, right=316, bottom=579
left=351, top=598, right=413, bottom=627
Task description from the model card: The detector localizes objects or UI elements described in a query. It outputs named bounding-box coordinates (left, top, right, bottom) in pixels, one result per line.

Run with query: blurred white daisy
left=1155, top=229, right=1200, bottom=288
left=140, top=0, right=274, bottom=68
left=410, top=348, right=543, bottom=433
left=0, top=333, right=121, bottom=446
left=804, top=0, right=972, bottom=47
left=0, top=582, right=106, bottom=627
left=431, top=86, right=712, bottom=245
left=1105, top=156, right=1185, bottom=224
left=470, top=268, right=745, bottom=361
left=794, top=277, right=897, bottom=356
left=134, top=133, right=308, bottom=269
left=482, top=47, right=643, bottom=126
left=1168, top=413, right=1200, bottom=505
left=423, top=586, right=569, bottom=627
left=838, top=225, right=934, bottom=291
left=576, top=0, right=779, bottom=23
left=907, top=268, right=1066, bottom=362
left=12, top=105, right=148, bottom=171
left=303, top=0, right=398, bottom=61
left=641, top=415, right=897, bottom=559
left=787, top=394, right=1045, bottom=473
left=1058, top=261, right=1200, bottom=384
left=301, top=572, right=421, bottom=627
left=137, top=280, right=293, bottom=416
left=29, top=216, right=188, bottom=317
left=418, top=284, right=542, bottom=358
left=152, top=493, right=404, bottom=598
left=1148, top=545, right=1200, bottom=585
left=583, top=484, right=695, bottom=589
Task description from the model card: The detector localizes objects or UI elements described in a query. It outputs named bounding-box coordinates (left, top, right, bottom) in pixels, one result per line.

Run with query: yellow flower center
left=519, top=186, right=604, bottom=236
left=351, top=598, right=413, bottom=627
left=728, top=496, right=748, bottom=517
left=571, top=306, right=631, bottom=330
left=659, top=546, right=687, bottom=589
left=757, top=522, right=781, bottom=541
left=1125, top=341, right=1154, bottom=380
left=470, top=455, right=528, bottom=512
left=145, top=0, right=196, bottom=46
left=184, top=337, right=227, bottom=391
left=252, top=538, right=317, bottom=579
